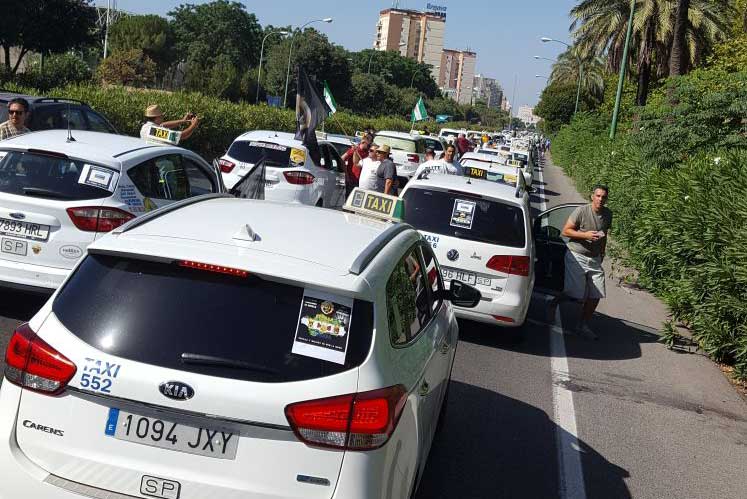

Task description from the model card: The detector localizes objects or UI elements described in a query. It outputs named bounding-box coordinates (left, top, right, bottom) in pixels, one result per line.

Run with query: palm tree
left=549, top=49, right=608, bottom=100
left=570, top=0, right=733, bottom=105
left=669, top=0, right=689, bottom=75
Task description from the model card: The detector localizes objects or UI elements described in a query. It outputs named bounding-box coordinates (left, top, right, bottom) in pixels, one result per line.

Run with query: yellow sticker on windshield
left=290, top=148, right=306, bottom=166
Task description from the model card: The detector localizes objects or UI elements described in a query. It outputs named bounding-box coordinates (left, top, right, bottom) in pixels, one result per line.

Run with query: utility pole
left=510, top=73, right=518, bottom=129
left=610, top=0, right=636, bottom=140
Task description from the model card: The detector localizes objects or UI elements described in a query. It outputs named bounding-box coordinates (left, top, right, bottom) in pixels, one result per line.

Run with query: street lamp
left=410, top=65, right=439, bottom=88
left=256, top=30, right=289, bottom=104
left=541, top=36, right=583, bottom=115
left=533, top=55, right=555, bottom=63
left=535, top=75, right=549, bottom=79
left=283, top=17, right=333, bottom=107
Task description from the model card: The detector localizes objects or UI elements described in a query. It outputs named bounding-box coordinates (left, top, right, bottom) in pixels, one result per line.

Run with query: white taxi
left=460, top=151, right=533, bottom=187
left=218, top=130, right=346, bottom=208
left=399, top=167, right=537, bottom=327
left=0, top=191, right=482, bottom=498
left=0, top=130, right=223, bottom=292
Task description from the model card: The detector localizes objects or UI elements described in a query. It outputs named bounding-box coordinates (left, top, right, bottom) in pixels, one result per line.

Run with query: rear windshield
left=402, top=187, right=526, bottom=248
left=0, top=150, right=113, bottom=200
left=440, top=131, right=459, bottom=138
left=227, top=141, right=293, bottom=168
left=374, top=135, right=423, bottom=153
left=53, top=254, right=374, bottom=383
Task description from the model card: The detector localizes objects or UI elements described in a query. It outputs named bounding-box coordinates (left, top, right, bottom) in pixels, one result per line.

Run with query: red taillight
left=486, top=255, right=530, bottom=276
left=218, top=159, right=236, bottom=173
left=285, top=385, right=407, bottom=451
left=492, top=315, right=515, bottom=323
left=283, top=171, right=315, bottom=185
left=407, top=154, right=420, bottom=163
left=179, top=260, right=249, bottom=278
left=4, top=323, right=76, bottom=395
left=67, top=207, right=135, bottom=232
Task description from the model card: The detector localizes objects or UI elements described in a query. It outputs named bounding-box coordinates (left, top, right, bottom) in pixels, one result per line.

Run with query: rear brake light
left=486, top=255, right=530, bottom=276
left=218, top=159, right=236, bottom=173
left=492, top=315, right=515, bottom=323
left=407, top=154, right=420, bottom=163
left=67, top=207, right=135, bottom=232
left=285, top=385, right=407, bottom=450
left=283, top=171, right=315, bottom=185
left=179, top=260, right=249, bottom=278
left=4, top=323, right=76, bottom=395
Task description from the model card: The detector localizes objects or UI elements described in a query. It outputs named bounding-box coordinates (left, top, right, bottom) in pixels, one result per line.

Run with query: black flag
left=229, top=158, right=266, bottom=200
left=294, top=66, right=330, bottom=166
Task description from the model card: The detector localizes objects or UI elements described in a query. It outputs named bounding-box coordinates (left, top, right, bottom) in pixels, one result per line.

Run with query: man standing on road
left=456, top=133, right=471, bottom=158
left=553, top=185, right=612, bottom=339
left=358, top=144, right=380, bottom=191
left=342, top=135, right=370, bottom=197
left=0, top=98, right=31, bottom=140
left=414, top=144, right=463, bottom=178
left=374, top=145, right=397, bottom=195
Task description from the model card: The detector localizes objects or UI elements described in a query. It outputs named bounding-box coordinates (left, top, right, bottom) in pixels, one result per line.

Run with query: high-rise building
left=473, top=74, right=503, bottom=109
left=439, top=49, right=476, bottom=106
left=373, top=8, right=445, bottom=81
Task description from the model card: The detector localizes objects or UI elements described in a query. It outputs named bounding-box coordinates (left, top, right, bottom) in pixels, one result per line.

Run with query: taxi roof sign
left=145, top=125, right=181, bottom=146
left=343, top=188, right=404, bottom=222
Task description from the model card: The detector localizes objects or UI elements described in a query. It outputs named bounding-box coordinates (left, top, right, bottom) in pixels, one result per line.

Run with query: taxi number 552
left=80, top=373, right=112, bottom=392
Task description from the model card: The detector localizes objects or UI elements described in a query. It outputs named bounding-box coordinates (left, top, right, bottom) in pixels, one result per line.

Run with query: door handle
left=419, top=380, right=430, bottom=397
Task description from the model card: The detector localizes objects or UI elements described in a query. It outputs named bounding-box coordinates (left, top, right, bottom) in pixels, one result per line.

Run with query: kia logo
left=159, top=381, right=194, bottom=401
left=447, top=249, right=459, bottom=262
left=9, top=212, right=25, bottom=220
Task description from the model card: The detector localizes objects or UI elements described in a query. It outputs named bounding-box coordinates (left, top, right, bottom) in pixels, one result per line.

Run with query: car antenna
left=66, top=102, right=76, bottom=143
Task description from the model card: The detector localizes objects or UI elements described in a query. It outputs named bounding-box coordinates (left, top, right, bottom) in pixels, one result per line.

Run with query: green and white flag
left=411, top=96, right=427, bottom=122
left=323, top=81, right=337, bottom=116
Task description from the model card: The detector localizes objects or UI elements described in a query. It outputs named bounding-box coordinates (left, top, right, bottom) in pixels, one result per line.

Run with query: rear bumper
left=453, top=289, right=530, bottom=327
left=0, top=258, right=70, bottom=292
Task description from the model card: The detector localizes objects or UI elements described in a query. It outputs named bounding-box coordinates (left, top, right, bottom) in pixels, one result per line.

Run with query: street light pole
left=540, top=37, right=583, bottom=114
left=610, top=0, right=636, bottom=140
left=257, top=30, right=289, bottom=104
left=283, top=18, right=333, bottom=108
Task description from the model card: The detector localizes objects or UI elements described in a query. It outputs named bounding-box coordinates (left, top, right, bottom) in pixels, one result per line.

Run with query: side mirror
left=447, top=279, right=481, bottom=308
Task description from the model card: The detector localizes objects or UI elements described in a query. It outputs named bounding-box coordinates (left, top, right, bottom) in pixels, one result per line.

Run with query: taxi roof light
left=343, top=188, right=404, bottom=223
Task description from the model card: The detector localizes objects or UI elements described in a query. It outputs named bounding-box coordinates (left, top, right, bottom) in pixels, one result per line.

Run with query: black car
left=0, top=92, right=117, bottom=134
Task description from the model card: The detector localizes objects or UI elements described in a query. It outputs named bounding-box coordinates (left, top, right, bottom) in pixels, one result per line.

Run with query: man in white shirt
left=139, top=104, right=198, bottom=142
left=414, top=144, right=463, bottom=179
left=358, top=144, right=380, bottom=190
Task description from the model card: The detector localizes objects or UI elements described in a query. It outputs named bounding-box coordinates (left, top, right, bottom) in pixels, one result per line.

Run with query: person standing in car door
left=553, top=185, right=612, bottom=339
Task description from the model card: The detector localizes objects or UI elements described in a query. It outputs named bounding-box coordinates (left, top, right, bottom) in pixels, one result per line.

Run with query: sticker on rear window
left=249, top=141, right=287, bottom=151
left=292, top=290, right=353, bottom=365
left=79, top=164, right=117, bottom=192
left=290, top=148, right=306, bottom=166
left=450, top=199, right=476, bottom=230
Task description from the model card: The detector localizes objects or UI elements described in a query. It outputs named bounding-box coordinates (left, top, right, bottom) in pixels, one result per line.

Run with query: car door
left=533, top=203, right=584, bottom=293
left=325, top=145, right=347, bottom=207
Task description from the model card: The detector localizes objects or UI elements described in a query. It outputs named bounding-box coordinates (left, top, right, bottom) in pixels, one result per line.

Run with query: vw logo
left=9, top=212, right=25, bottom=220
left=447, top=249, right=459, bottom=262
left=159, top=381, right=194, bottom=401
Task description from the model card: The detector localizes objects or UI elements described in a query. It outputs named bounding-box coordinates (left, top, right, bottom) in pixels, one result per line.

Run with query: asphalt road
left=1, top=155, right=746, bottom=498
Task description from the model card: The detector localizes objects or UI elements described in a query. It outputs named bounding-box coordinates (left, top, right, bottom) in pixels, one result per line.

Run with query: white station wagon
left=0, top=130, right=223, bottom=292
left=0, top=191, right=482, bottom=499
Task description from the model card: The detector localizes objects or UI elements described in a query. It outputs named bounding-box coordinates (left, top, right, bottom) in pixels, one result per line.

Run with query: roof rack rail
left=112, top=193, right=233, bottom=235
left=349, top=223, right=411, bottom=275
left=36, top=97, right=86, bottom=105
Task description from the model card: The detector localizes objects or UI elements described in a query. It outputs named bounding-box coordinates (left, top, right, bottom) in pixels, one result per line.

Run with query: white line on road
left=536, top=156, right=587, bottom=499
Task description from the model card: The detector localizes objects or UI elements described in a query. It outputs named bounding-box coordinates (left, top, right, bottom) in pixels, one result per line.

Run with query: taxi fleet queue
left=0, top=93, right=573, bottom=499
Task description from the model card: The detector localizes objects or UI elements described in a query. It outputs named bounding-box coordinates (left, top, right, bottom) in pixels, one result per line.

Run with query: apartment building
left=373, top=8, right=445, bottom=81
left=439, top=49, right=476, bottom=106
left=473, top=74, right=503, bottom=109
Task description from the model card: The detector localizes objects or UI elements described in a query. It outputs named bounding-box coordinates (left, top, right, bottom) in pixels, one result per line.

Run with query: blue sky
left=98, top=0, right=578, bottom=110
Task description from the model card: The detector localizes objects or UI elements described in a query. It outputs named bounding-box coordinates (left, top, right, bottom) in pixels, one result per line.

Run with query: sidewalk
left=540, top=152, right=747, bottom=499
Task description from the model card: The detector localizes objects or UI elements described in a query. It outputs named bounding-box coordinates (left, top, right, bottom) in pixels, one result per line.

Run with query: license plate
left=0, top=218, right=49, bottom=241
left=441, top=267, right=491, bottom=287
left=1, top=237, right=27, bottom=256
left=105, top=408, right=238, bottom=460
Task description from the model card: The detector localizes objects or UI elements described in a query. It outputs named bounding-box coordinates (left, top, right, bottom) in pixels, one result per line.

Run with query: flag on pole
left=411, top=96, right=427, bottom=122
left=323, top=81, right=337, bottom=116
left=295, top=66, right=330, bottom=166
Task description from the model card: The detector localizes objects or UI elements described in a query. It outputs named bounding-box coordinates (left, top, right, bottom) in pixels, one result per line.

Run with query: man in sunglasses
left=0, top=98, right=31, bottom=141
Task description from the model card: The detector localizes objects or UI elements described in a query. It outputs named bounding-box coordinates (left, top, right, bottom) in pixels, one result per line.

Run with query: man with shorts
left=554, top=184, right=612, bottom=339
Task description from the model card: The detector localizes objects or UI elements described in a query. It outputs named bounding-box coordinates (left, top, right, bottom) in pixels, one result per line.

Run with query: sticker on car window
left=79, top=164, right=117, bottom=192
left=292, top=290, right=353, bottom=365
left=450, top=199, right=476, bottom=229
left=290, top=148, right=306, bottom=166
left=249, top=141, right=287, bottom=151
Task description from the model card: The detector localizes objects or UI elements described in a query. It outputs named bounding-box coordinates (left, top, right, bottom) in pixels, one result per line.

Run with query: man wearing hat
left=374, top=144, right=398, bottom=196
left=140, top=104, right=199, bottom=142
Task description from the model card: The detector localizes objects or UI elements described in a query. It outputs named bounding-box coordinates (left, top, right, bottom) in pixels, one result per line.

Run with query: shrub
left=96, top=49, right=157, bottom=87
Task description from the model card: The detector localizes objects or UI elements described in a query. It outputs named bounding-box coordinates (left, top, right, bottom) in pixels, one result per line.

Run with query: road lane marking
left=537, top=156, right=587, bottom=499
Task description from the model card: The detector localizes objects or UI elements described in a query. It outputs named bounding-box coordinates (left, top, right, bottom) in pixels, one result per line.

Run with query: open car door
left=533, top=203, right=584, bottom=294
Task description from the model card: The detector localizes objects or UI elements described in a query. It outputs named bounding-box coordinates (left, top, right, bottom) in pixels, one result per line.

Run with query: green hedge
left=553, top=113, right=747, bottom=380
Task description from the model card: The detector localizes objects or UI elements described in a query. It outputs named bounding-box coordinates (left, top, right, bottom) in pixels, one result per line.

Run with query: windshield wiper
left=180, top=353, right=279, bottom=375
left=22, top=187, right=74, bottom=200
